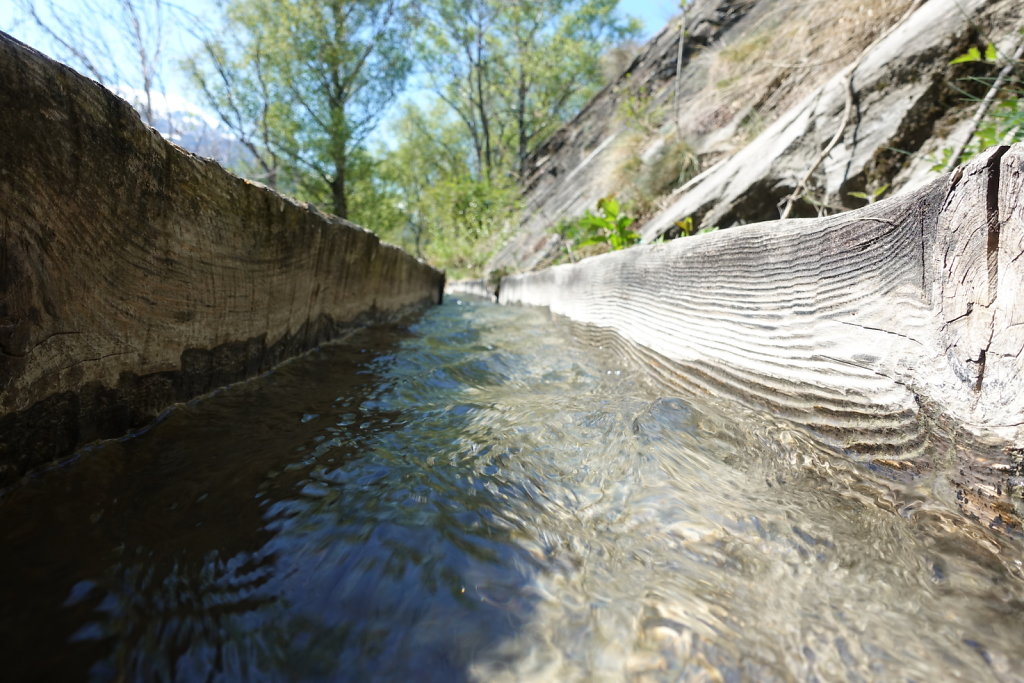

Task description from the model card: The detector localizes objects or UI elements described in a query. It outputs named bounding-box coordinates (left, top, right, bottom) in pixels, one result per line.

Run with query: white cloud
left=111, top=85, right=222, bottom=130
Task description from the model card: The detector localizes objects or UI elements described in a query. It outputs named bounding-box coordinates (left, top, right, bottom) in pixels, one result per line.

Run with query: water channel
left=1, top=298, right=1023, bottom=681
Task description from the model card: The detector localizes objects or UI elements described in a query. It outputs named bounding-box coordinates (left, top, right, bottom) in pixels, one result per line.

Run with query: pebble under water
left=1, top=299, right=1023, bottom=681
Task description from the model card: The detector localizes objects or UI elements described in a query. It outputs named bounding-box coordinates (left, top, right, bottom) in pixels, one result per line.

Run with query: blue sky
left=0, top=0, right=681, bottom=118
left=622, top=0, right=682, bottom=38
left=0, top=1, right=681, bottom=57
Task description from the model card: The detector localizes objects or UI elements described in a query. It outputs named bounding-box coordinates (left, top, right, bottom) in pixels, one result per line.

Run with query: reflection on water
left=1, top=299, right=1022, bottom=681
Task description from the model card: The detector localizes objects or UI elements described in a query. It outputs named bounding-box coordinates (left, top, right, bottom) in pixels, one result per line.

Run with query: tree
left=185, top=0, right=415, bottom=219
left=499, top=0, right=641, bottom=178
left=375, top=102, right=520, bottom=272
left=13, top=0, right=173, bottom=126
left=181, top=18, right=285, bottom=189
left=418, top=0, right=640, bottom=181
left=373, top=0, right=639, bottom=273
left=416, top=0, right=500, bottom=182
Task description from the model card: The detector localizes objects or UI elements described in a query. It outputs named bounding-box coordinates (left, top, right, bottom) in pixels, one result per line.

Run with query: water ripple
left=0, top=299, right=1021, bottom=680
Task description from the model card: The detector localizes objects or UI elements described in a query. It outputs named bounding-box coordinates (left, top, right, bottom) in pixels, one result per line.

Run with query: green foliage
left=565, top=197, right=641, bottom=251
left=373, top=103, right=520, bottom=275
left=931, top=38, right=1024, bottom=171
left=185, top=0, right=415, bottom=218
left=419, top=177, right=520, bottom=277
left=377, top=0, right=640, bottom=274
left=416, top=0, right=641, bottom=181
left=182, top=0, right=643, bottom=274
left=673, top=216, right=718, bottom=236
left=848, top=184, right=889, bottom=204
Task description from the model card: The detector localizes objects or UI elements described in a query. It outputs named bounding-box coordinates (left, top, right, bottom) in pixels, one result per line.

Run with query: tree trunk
left=331, top=160, right=347, bottom=219
left=474, top=28, right=492, bottom=181
left=517, top=60, right=529, bottom=180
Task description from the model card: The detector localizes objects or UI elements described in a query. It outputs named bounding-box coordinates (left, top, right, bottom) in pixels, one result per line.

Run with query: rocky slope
left=488, top=0, right=1024, bottom=273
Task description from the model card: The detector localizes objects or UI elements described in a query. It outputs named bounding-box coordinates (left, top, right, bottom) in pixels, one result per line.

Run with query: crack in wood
left=0, top=331, right=84, bottom=359
left=945, top=302, right=974, bottom=325
left=975, top=347, right=987, bottom=392
left=971, top=145, right=1010, bottom=392
left=57, top=351, right=134, bottom=374
left=984, top=145, right=1008, bottom=306
left=834, top=319, right=925, bottom=346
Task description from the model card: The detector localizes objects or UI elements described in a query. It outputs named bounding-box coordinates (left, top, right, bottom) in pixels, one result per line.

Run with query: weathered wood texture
left=500, top=146, right=1024, bottom=517
left=0, top=33, right=444, bottom=485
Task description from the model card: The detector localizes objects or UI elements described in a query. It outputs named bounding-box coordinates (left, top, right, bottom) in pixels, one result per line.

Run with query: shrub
left=931, top=36, right=1024, bottom=171
left=565, top=197, right=641, bottom=252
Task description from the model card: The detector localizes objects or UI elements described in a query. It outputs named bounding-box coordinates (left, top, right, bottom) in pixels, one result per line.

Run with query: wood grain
left=501, top=145, right=1024, bottom=522
left=0, top=33, right=443, bottom=484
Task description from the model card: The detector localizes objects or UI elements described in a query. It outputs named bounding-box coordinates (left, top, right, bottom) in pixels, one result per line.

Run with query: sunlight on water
left=1, top=299, right=1022, bottom=681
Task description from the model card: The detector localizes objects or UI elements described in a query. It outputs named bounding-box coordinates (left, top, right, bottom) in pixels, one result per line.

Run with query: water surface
left=1, top=299, right=1022, bottom=681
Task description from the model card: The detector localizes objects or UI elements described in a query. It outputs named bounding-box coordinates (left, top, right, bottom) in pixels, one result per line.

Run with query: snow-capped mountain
left=150, top=109, right=255, bottom=169
left=116, top=87, right=255, bottom=170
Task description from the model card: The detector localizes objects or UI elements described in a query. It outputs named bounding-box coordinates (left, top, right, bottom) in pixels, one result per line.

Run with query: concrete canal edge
left=499, top=144, right=1024, bottom=527
left=0, top=33, right=444, bottom=486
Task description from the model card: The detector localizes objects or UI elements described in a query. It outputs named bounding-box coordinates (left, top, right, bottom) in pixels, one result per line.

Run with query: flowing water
left=1, top=299, right=1023, bottom=681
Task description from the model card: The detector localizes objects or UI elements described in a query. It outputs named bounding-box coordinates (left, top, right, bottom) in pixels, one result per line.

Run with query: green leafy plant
left=555, top=206, right=713, bottom=263
left=950, top=43, right=999, bottom=65
left=931, top=37, right=1024, bottom=171
left=674, top=216, right=718, bottom=236
left=848, top=184, right=889, bottom=204
left=573, top=197, right=641, bottom=251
